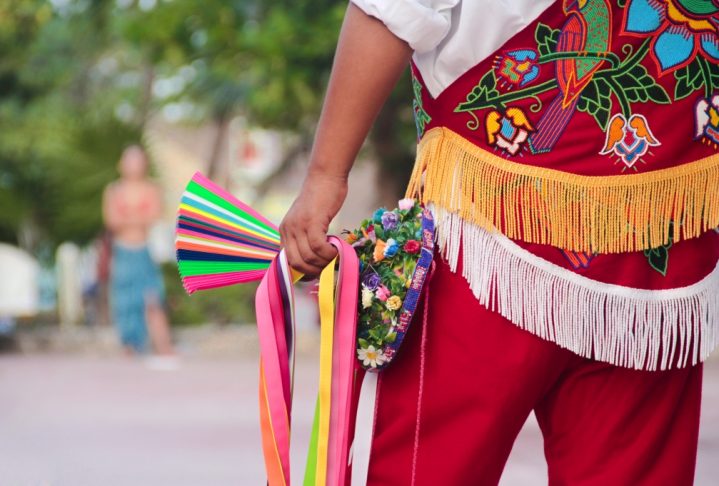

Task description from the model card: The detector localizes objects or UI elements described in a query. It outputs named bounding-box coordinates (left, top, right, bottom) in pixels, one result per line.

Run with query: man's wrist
left=306, top=162, right=350, bottom=184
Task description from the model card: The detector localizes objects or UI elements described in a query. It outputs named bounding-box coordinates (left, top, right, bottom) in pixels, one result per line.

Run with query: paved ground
left=0, top=353, right=717, bottom=486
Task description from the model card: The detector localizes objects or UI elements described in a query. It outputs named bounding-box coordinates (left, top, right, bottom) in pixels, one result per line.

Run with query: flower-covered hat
left=345, top=199, right=434, bottom=371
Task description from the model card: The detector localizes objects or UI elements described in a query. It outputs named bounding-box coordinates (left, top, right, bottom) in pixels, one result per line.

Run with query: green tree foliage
left=0, top=0, right=139, bottom=254
left=0, top=0, right=416, bottom=255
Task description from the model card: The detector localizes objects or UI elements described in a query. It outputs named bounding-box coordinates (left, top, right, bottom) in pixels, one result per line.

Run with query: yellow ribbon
left=314, top=258, right=337, bottom=485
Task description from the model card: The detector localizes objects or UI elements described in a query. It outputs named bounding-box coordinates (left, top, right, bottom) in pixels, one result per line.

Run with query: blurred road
left=0, top=354, right=717, bottom=486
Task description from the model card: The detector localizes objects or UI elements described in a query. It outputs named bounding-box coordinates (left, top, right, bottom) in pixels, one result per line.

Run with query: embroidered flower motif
left=383, top=238, right=399, bottom=258
left=375, top=285, right=391, bottom=302
left=386, top=295, right=402, bottom=311
left=373, top=239, right=386, bottom=262
left=694, top=94, right=719, bottom=147
left=357, top=345, right=387, bottom=368
left=623, top=0, right=719, bottom=73
left=362, top=272, right=382, bottom=291
left=485, top=107, right=534, bottom=156
left=361, top=286, right=374, bottom=309
left=599, top=113, right=660, bottom=170
left=494, top=48, right=541, bottom=89
left=398, top=198, right=416, bottom=211
left=381, top=211, right=399, bottom=231
left=403, top=240, right=421, bottom=254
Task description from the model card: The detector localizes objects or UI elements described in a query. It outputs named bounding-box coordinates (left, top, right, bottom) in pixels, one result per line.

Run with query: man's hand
left=278, top=4, right=412, bottom=277
left=280, top=172, right=348, bottom=277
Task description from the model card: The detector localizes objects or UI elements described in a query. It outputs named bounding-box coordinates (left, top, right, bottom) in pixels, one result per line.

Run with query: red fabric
left=367, top=258, right=703, bottom=486
left=517, top=229, right=719, bottom=289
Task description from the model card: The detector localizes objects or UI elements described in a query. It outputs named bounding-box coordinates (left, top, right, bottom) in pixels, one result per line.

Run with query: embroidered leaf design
left=674, top=56, right=719, bottom=100
left=535, top=23, right=560, bottom=58
left=577, top=78, right=612, bottom=130
left=708, top=61, right=719, bottom=91
left=644, top=246, right=670, bottom=276
left=579, top=59, right=669, bottom=129
left=618, top=64, right=670, bottom=105
left=675, top=58, right=705, bottom=100
left=644, top=222, right=674, bottom=276
left=462, top=70, right=501, bottom=107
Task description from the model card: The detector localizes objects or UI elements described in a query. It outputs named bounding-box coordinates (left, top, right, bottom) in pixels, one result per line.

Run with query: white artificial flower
left=398, top=198, right=415, bottom=211
left=361, top=286, right=374, bottom=309
left=357, top=345, right=387, bottom=368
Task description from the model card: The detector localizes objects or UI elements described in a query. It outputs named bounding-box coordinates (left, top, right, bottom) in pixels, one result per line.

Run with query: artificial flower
left=357, top=345, right=387, bottom=368
left=375, top=285, right=391, bottom=302
left=398, top=198, right=415, bottom=211
left=361, top=286, right=374, bottom=309
left=345, top=232, right=358, bottom=244
left=373, top=239, right=386, bottom=262
left=386, top=295, right=402, bottom=311
left=352, top=237, right=368, bottom=248
left=372, top=208, right=387, bottom=224
left=623, top=0, right=719, bottom=73
left=381, top=211, right=399, bottom=231
left=404, top=239, right=421, bottom=254
left=362, top=272, right=382, bottom=290
left=383, top=238, right=400, bottom=258
left=366, top=224, right=377, bottom=243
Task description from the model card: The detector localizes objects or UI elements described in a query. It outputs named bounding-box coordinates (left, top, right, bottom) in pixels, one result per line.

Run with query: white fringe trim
left=429, top=204, right=719, bottom=371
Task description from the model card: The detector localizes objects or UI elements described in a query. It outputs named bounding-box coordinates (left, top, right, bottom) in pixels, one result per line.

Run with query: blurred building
left=0, top=243, right=39, bottom=317
left=145, top=116, right=381, bottom=237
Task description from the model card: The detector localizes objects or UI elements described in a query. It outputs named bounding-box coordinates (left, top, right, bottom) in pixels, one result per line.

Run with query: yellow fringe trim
left=406, top=127, right=719, bottom=253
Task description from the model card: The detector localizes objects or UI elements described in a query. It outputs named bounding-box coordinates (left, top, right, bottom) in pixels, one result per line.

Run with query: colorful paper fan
left=176, top=172, right=281, bottom=294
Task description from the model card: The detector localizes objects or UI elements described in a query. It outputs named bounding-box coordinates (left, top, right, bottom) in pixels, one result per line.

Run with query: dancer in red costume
left=281, top=1, right=719, bottom=484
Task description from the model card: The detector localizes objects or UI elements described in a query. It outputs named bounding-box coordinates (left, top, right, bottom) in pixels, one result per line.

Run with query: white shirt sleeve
left=351, top=0, right=460, bottom=54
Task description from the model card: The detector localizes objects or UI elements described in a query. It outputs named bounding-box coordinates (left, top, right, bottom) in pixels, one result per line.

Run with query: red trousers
left=367, top=258, right=703, bottom=486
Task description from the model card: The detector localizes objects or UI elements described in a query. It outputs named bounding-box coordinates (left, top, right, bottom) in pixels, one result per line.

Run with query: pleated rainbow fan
left=175, top=172, right=281, bottom=294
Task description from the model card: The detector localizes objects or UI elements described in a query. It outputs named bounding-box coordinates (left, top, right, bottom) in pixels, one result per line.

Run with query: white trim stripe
left=429, top=204, right=719, bottom=370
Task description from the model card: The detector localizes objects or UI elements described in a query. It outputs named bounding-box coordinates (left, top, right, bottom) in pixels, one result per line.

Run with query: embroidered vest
left=407, top=0, right=719, bottom=370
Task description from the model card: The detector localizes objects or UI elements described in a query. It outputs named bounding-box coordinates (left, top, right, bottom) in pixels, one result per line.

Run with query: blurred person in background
left=102, top=145, right=176, bottom=365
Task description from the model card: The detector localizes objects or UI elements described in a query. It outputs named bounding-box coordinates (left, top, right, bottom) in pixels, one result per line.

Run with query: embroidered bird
left=528, top=0, right=613, bottom=154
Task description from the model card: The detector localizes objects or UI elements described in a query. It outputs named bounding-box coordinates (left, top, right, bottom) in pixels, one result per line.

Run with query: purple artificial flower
left=362, top=272, right=382, bottom=291
left=381, top=211, right=399, bottom=231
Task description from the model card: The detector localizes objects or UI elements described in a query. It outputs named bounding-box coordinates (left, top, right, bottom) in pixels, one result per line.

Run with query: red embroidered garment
left=407, top=0, right=719, bottom=369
